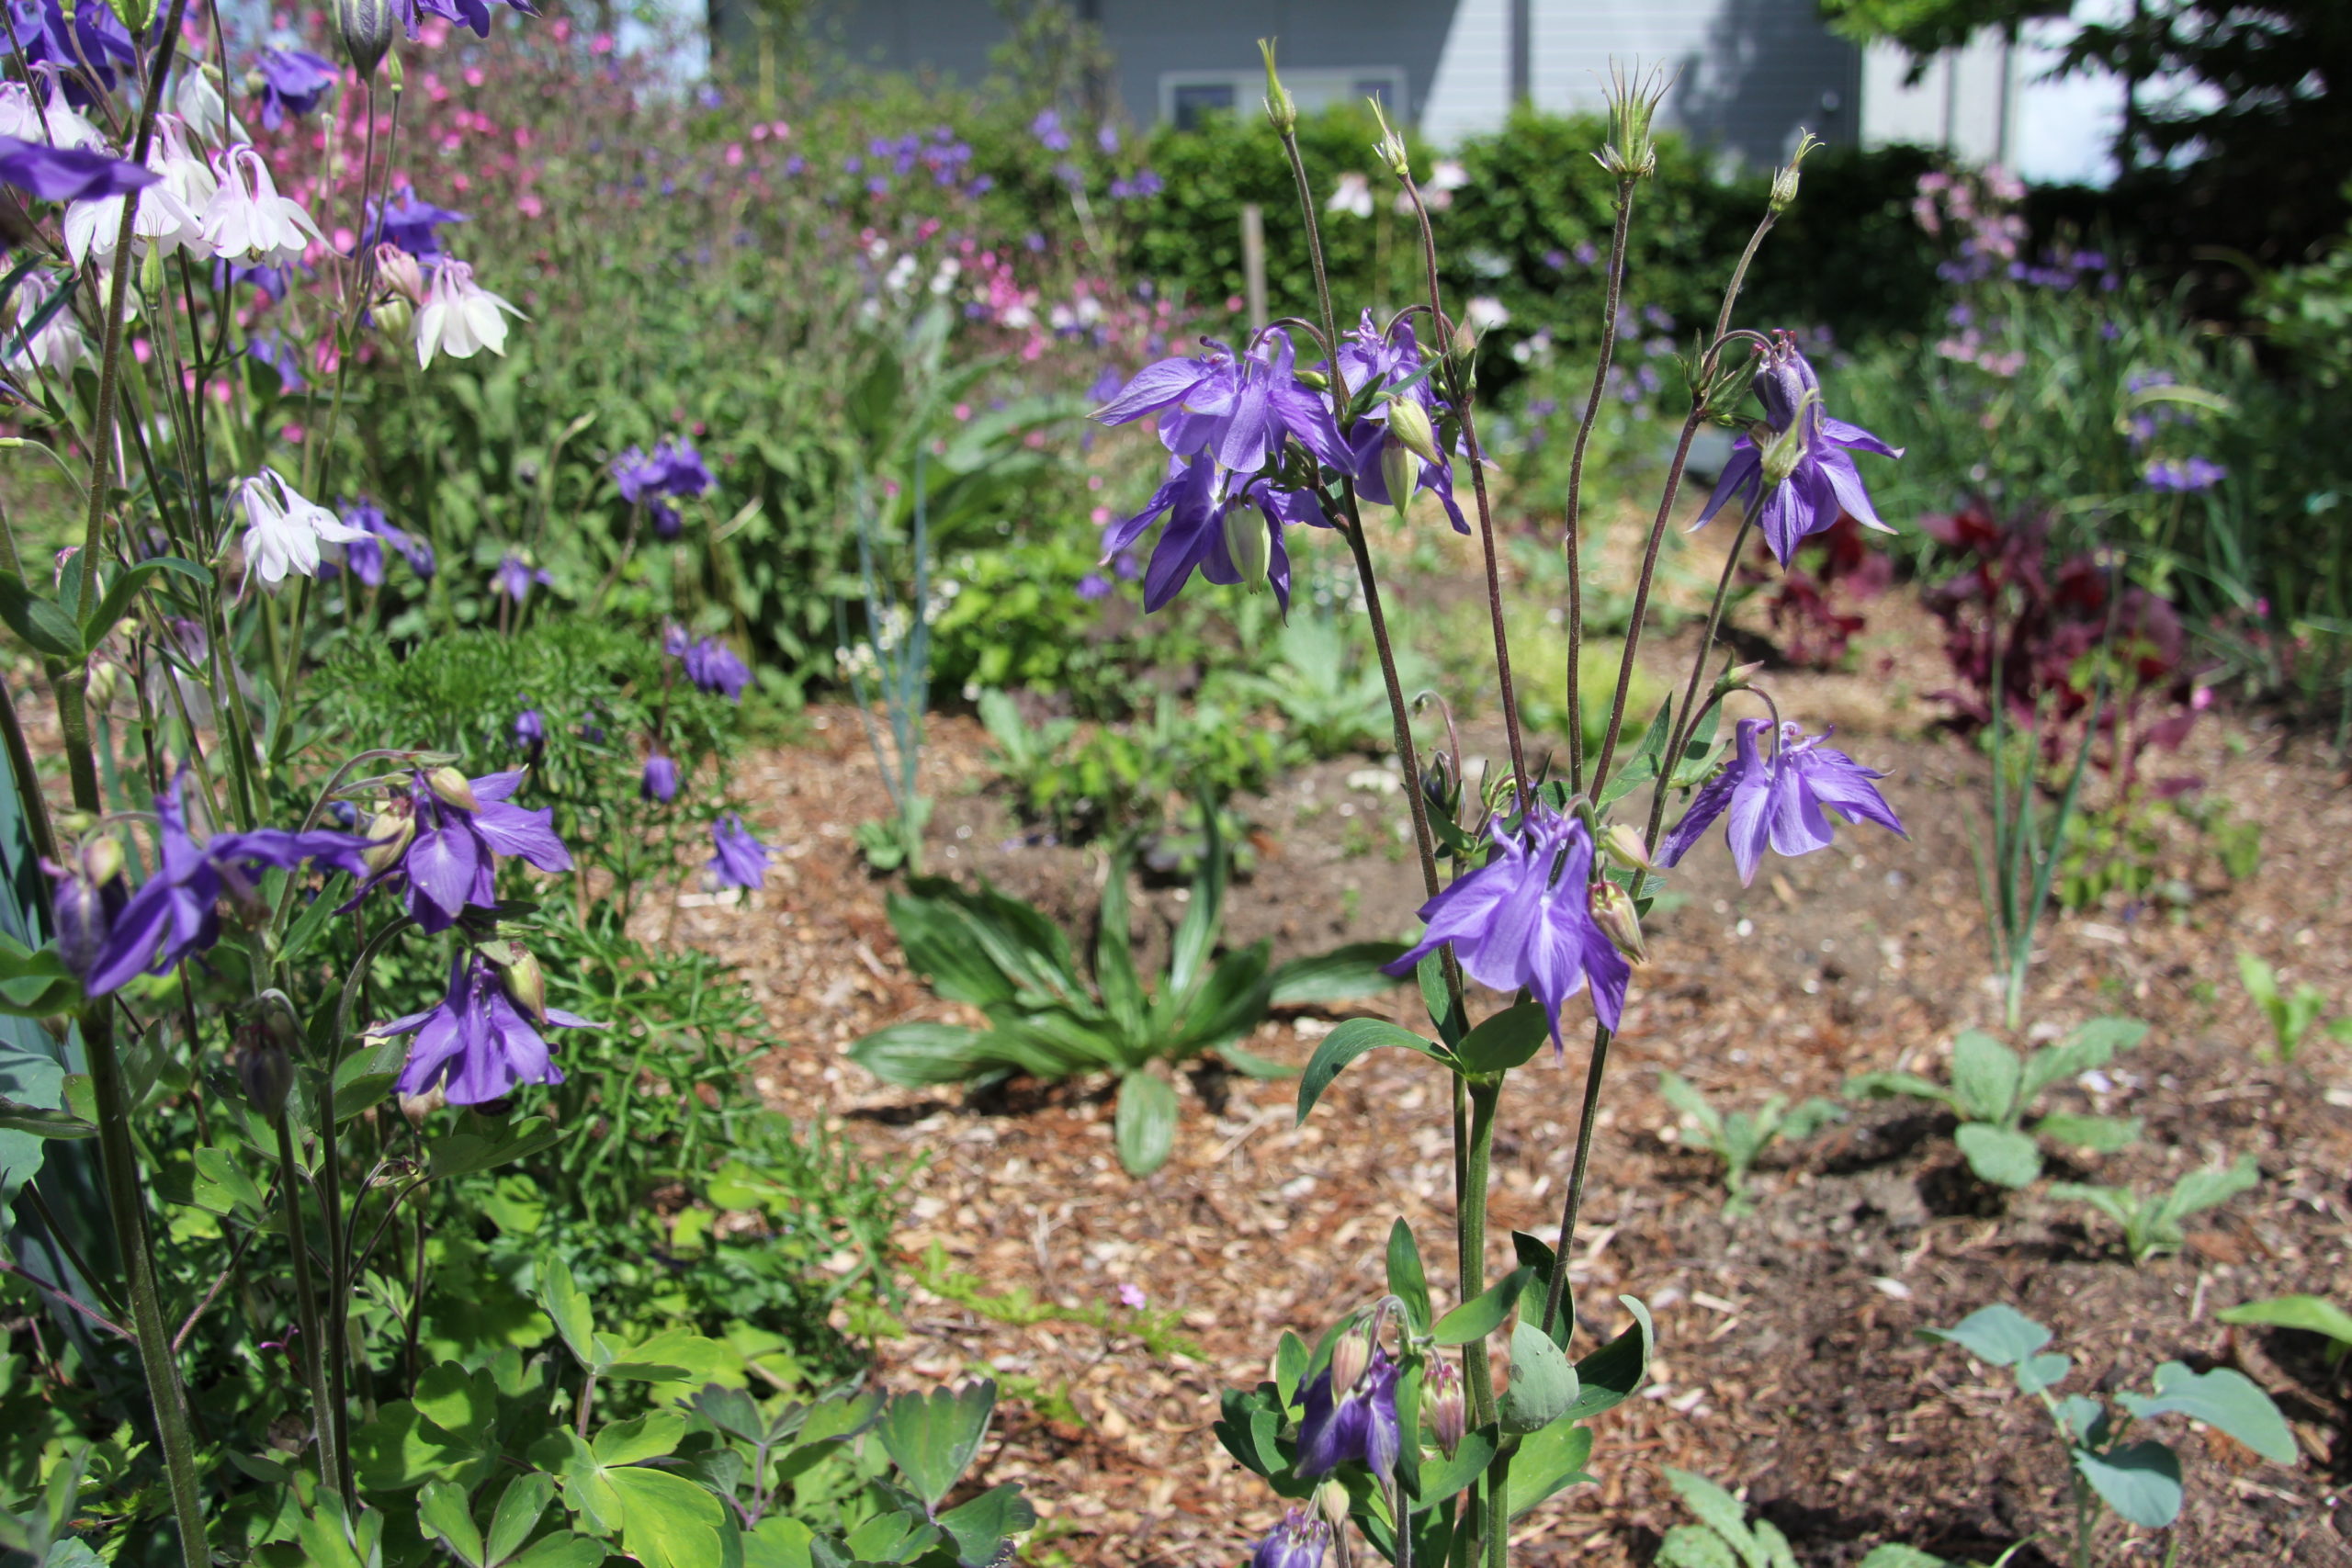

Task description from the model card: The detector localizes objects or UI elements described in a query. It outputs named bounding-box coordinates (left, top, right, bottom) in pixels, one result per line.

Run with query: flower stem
left=1563, top=185, right=1639, bottom=794
left=1538, top=1026, right=1609, bottom=1339
left=1460, top=1077, right=1501, bottom=1559
left=273, top=1109, right=344, bottom=1499
left=85, top=1003, right=208, bottom=1568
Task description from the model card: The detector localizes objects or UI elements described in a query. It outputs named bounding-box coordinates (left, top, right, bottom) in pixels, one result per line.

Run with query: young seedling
left=2234, top=950, right=2352, bottom=1065
left=2049, top=1153, right=2260, bottom=1264
left=1657, top=1070, right=1844, bottom=1215
left=1848, top=1017, right=2145, bottom=1188
left=1656, top=1466, right=1797, bottom=1568
left=1921, top=1303, right=2294, bottom=1567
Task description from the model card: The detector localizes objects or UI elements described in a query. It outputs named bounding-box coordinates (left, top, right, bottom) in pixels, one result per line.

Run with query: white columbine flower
left=0, top=74, right=106, bottom=151
left=414, top=259, right=523, bottom=367
left=64, top=117, right=215, bottom=266
left=173, top=64, right=246, bottom=146
left=201, top=144, right=322, bottom=265
left=234, top=469, right=368, bottom=586
left=1326, top=171, right=1374, bottom=220
left=3, top=271, right=87, bottom=378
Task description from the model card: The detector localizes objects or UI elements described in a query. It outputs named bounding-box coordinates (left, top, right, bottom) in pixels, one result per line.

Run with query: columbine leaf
left=1918, top=1304, right=2050, bottom=1368
left=1453, top=998, right=1551, bottom=1075
left=1948, top=1031, right=2022, bottom=1124
left=877, top=1380, right=995, bottom=1509
left=1267, top=942, right=1410, bottom=1006
left=537, top=1256, right=598, bottom=1370
left=2216, top=1293, right=2352, bottom=1348
left=1295, top=1019, right=1445, bottom=1126
left=2074, top=1440, right=2182, bottom=1529
left=2119, top=1363, right=2296, bottom=1463
left=1385, top=1217, right=1431, bottom=1336
left=1510, top=1417, right=1596, bottom=1519
left=1954, top=1122, right=2042, bottom=1189
left=1432, top=1266, right=1532, bottom=1346
left=1113, top=1071, right=1179, bottom=1178
left=1499, top=1321, right=1577, bottom=1434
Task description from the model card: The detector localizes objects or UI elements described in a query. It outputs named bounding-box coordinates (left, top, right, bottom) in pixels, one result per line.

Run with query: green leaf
left=80, top=557, right=207, bottom=646
left=1386, top=1217, right=1431, bottom=1336
left=0, top=572, right=84, bottom=658
left=1499, top=1321, right=1577, bottom=1434
left=1511, top=1231, right=1569, bottom=1348
left=2074, top=1440, right=2182, bottom=1529
left=1273, top=1332, right=1308, bottom=1408
left=537, top=1256, right=598, bottom=1370
left=2119, top=1363, right=2296, bottom=1463
left=0, top=1097, right=95, bottom=1139
left=1168, top=803, right=1225, bottom=998
left=1657, top=1070, right=1724, bottom=1140
left=1856, top=1550, right=1948, bottom=1568
left=1949, top=1031, right=2022, bottom=1124
left=2031, top=1113, right=2141, bottom=1153
left=2216, top=1293, right=2352, bottom=1348
left=606, top=1466, right=732, bottom=1568
left=1414, top=1426, right=1496, bottom=1503
left=486, top=1473, right=555, bottom=1563
left=2019, top=1016, right=2145, bottom=1102
left=1432, top=1266, right=1532, bottom=1346
left=1214, top=1040, right=1298, bottom=1079
left=506, top=1537, right=605, bottom=1568
left=1295, top=1019, right=1444, bottom=1126
left=2161, top=1154, right=2258, bottom=1224
left=1510, top=1417, right=1596, bottom=1518
left=1955, top=1122, right=2042, bottom=1189
left=414, top=1362, right=499, bottom=1444
left=1563, top=1295, right=1654, bottom=1421
left=1657, top=1525, right=1742, bottom=1568
left=936, top=1483, right=1035, bottom=1568
left=849, top=1022, right=989, bottom=1088
left=1453, top=999, right=1552, bottom=1075
left=428, top=1116, right=560, bottom=1179
left=1598, top=698, right=1672, bottom=810
left=1093, top=852, right=1148, bottom=1042
left=2014, top=1352, right=2072, bottom=1395
left=1267, top=942, right=1410, bottom=1006
left=1844, top=1069, right=1954, bottom=1107
left=877, top=1380, right=995, bottom=1509
left=349, top=1401, right=474, bottom=1491
left=418, top=1478, right=486, bottom=1567
left=1919, top=1304, right=2050, bottom=1368
left=593, top=1413, right=686, bottom=1467
left=1113, top=1071, right=1179, bottom=1178
left=1662, top=1467, right=1756, bottom=1557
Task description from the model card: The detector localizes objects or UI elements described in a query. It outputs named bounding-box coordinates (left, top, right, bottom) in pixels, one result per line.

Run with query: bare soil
left=657, top=581, right=2352, bottom=1568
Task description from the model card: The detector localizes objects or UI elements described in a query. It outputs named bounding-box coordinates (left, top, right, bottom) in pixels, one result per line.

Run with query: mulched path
left=653, top=586, right=2352, bottom=1568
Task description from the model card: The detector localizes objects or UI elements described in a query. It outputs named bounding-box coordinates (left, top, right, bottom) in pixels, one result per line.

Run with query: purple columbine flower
left=1250, top=1510, right=1330, bottom=1568
left=1692, top=332, right=1902, bottom=567
left=6, top=0, right=137, bottom=99
left=347, top=768, right=574, bottom=934
left=514, top=706, right=543, bottom=748
left=245, top=335, right=306, bottom=395
left=653, top=435, right=713, bottom=496
left=394, top=0, right=537, bottom=43
left=252, top=48, right=339, bottom=130
left=43, top=842, right=123, bottom=982
left=2143, top=457, right=2226, bottom=493
left=1093, top=330, right=1346, bottom=479
left=493, top=554, right=550, bottom=604
left=85, top=778, right=369, bottom=996
left=1075, top=571, right=1112, bottom=602
left=612, top=446, right=665, bottom=503
left=640, top=752, right=679, bottom=803
left=1383, top=800, right=1630, bottom=1046
left=707, top=813, right=771, bottom=889
left=662, top=622, right=689, bottom=657
left=383, top=953, right=600, bottom=1106
left=682, top=637, right=750, bottom=700
left=1030, top=108, right=1069, bottom=152
left=1334, top=310, right=1471, bottom=535
left=1295, top=1348, right=1401, bottom=1482
left=365, top=185, right=465, bottom=259
left=1656, top=718, right=1905, bottom=886
left=1102, top=453, right=1329, bottom=613
left=340, top=498, right=432, bottom=581
left=0, top=133, right=157, bottom=204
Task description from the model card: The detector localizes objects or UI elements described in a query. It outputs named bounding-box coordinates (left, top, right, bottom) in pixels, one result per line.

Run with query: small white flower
left=64, top=118, right=216, bottom=266
left=413, top=258, right=523, bottom=367
left=200, top=144, right=322, bottom=265
left=1464, top=296, right=1510, bottom=331
left=3, top=271, right=86, bottom=378
left=1326, top=171, right=1374, bottom=220
left=234, top=469, right=367, bottom=586
left=0, top=74, right=106, bottom=151
left=1429, top=159, right=1469, bottom=192
left=173, top=65, right=247, bottom=146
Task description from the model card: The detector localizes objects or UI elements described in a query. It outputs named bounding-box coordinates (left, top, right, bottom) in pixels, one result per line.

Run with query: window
left=1170, top=82, right=1238, bottom=130
left=1159, top=67, right=1407, bottom=126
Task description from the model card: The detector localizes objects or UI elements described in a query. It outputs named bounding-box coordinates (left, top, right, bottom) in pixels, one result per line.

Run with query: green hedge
left=1133, top=106, right=1948, bottom=378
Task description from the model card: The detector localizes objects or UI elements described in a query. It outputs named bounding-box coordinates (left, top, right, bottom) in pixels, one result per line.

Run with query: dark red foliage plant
left=1739, top=515, right=1894, bottom=668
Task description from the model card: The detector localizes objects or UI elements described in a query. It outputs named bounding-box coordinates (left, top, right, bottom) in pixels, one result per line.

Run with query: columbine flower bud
left=1313, top=1478, right=1351, bottom=1533
left=1589, top=880, right=1646, bottom=964
left=1421, top=750, right=1458, bottom=818
left=85, top=660, right=120, bottom=712
left=1449, top=318, right=1478, bottom=378
left=1378, top=434, right=1418, bottom=518
left=1222, top=504, right=1272, bottom=592
left=1259, top=39, right=1295, bottom=133
left=361, top=798, right=414, bottom=875
left=399, top=1084, right=444, bottom=1125
left=376, top=243, right=424, bottom=303
left=1386, top=397, right=1442, bottom=467
left=484, top=939, right=548, bottom=1024
left=1714, top=660, right=1764, bottom=696
left=238, top=1035, right=294, bottom=1119
left=1425, top=1357, right=1466, bottom=1457
left=46, top=845, right=118, bottom=981
left=1370, top=102, right=1409, bottom=179
left=335, top=0, right=395, bottom=78
left=1328, top=1326, right=1371, bottom=1395
left=424, top=765, right=479, bottom=813
left=1600, top=822, right=1655, bottom=872
left=1758, top=409, right=1813, bottom=490
left=81, top=835, right=123, bottom=888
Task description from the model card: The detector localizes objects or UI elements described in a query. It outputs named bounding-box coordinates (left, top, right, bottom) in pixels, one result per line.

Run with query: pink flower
left=1116, top=1283, right=1146, bottom=1309
left=590, top=31, right=614, bottom=53
left=724, top=142, right=743, bottom=166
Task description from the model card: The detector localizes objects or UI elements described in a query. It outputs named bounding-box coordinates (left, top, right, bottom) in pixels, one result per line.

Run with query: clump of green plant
left=1656, top=1071, right=1844, bottom=1215
left=1921, top=1304, right=2294, bottom=1563
left=2234, top=950, right=2352, bottom=1065
left=2049, top=1154, right=2261, bottom=1265
left=1216, top=608, right=1422, bottom=759
left=977, top=689, right=1286, bottom=846
left=2218, top=1294, right=2352, bottom=1376
left=297, top=1257, right=1032, bottom=1568
left=1849, top=1020, right=2145, bottom=1188
left=849, top=817, right=1402, bottom=1175
left=1656, top=1465, right=1801, bottom=1567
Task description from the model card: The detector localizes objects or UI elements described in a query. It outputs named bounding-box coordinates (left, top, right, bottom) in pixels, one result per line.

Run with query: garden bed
left=659, top=627, right=2351, bottom=1568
